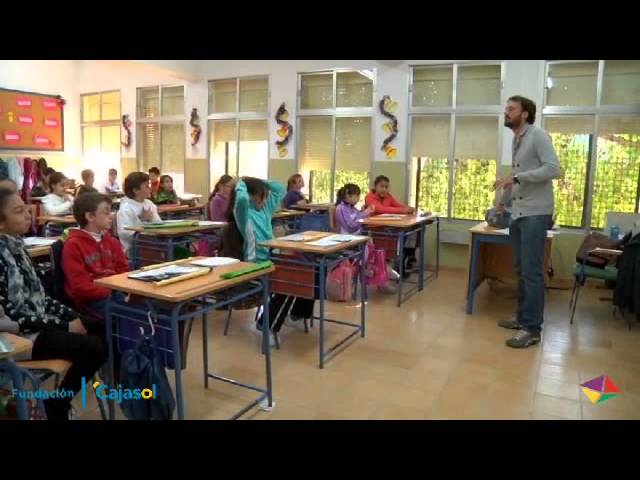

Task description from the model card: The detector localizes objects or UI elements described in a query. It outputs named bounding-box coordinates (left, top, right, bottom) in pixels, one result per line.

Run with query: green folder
left=143, top=221, right=199, bottom=229
left=220, top=261, right=273, bottom=279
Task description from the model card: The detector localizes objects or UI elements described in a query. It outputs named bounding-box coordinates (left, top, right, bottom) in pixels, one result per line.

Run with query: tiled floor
left=77, top=269, right=640, bottom=420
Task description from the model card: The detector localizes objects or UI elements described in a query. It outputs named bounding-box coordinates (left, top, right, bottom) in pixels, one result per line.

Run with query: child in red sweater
left=364, top=175, right=419, bottom=276
left=62, top=192, right=129, bottom=317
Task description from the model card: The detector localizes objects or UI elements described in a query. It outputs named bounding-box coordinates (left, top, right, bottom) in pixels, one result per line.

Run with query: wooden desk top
left=26, top=238, right=60, bottom=258
left=259, top=231, right=369, bottom=255
left=0, top=333, right=33, bottom=360
left=470, top=221, right=557, bottom=238
left=94, top=259, right=274, bottom=303
left=272, top=210, right=306, bottom=220
left=126, top=222, right=226, bottom=237
left=361, top=214, right=436, bottom=229
left=291, top=203, right=333, bottom=212
left=157, top=204, right=204, bottom=213
left=38, top=215, right=77, bottom=226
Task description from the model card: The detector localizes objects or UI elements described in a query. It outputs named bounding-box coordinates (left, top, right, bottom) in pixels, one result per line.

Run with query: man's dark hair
left=508, top=95, right=536, bottom=124
left=73, top=192, right=112, bottom=227
left=124, top=172, right=150, bottom=199
left=148, top=167, right=160, bottom=176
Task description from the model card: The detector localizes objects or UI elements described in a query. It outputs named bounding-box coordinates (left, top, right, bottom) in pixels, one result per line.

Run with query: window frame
left=296, top=68, right=377, bottom=202
left=407, top=61, right=505, bottom=222
left=135, top=84, right=186, bottom=174
left=207, top=75, right=271, bottom=187
left=542, top=60, right=640, bottom=230
left=80, top=90, right=122, bottom=158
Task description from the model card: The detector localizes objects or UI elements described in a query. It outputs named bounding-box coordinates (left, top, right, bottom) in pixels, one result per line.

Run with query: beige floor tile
left=532, top=394, right=582, bottom=420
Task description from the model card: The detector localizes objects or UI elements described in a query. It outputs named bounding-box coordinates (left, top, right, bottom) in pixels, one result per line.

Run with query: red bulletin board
left=0, top=87, right=64, bottom=151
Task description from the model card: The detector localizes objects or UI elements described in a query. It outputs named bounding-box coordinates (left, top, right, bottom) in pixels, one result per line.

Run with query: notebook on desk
left=128, top=265, right=204, bottom=282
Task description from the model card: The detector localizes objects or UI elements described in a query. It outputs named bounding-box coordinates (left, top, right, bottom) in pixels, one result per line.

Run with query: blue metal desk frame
left=104, top=274, right=273, bottom=420
left=268, top=243, right=367, bottom=369
left=362, top=217, right=440, bottom=307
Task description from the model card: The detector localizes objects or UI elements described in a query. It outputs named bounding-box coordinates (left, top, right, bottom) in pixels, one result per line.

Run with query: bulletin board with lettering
left=0, top=87, right=64, bottom=151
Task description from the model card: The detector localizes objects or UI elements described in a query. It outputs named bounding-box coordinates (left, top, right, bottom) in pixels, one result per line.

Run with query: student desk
left=25, top=237, right=60, bottom=260
left=271, top=209, right=305, bottom=234
left=0, top=333, right=36, bottom=420
left=126, top=222, right=227, bottom=268
left=360, top=214, right=439, bottom=307
left=291, top=203, right=333, bottom=232
left=95, top=259, right=275, bottom=420
left=157, top=204, right=205, bottom=220
left=37, top=215, right=77, bottom=237
left=259, top=231, right=369, bottom=369
left=466, top=221, right=554, bottom=315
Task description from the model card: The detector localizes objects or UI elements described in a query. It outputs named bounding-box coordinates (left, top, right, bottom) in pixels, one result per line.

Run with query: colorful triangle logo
left=581, top=387, right=601, bottom=404
left=604, top=376, right=621, bottom=394
left=598, top=393, right=618, bottom=404
left=580, top=375, right=621, bottom=404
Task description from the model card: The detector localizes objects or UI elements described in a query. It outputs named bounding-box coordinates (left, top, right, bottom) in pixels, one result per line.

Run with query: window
left=297, top=69, right=374, bottom=203
left=136, top=86, right=186, bottom=194
left=81, top=91, right=121, bottom=186
left=208, top=76, right=269, bottom=190
left=409, top=63, right=503, bottom=220
left=543, top=60, right=640, bottom=229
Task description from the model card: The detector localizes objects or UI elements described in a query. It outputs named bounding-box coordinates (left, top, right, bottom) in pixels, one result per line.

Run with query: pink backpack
left=364, top=246, right=389, bottom=287
left=326, top=260, right=357, bottom=302
left=197, top=234, right=221, bottom=257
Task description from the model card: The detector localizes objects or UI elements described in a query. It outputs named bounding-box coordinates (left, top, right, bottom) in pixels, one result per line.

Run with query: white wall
left=199, top=60, right=544, bottom=167
left=76, top=60, right=209, bottom=161
left=2, top=59, right=547, bottom=186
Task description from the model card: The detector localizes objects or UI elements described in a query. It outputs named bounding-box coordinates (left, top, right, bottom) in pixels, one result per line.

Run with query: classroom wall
left=1, top=59, right=582, bottom=279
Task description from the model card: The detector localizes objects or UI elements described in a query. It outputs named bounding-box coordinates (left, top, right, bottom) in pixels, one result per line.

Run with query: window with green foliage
left=544, top=61, right=640, bottom=230
left=409, top=64, right=503, bottom=219
left=310, top=170, right=370, bottom=205
left=298, top=70, right=374, bottom=203
left=592, top=127, right=640, bottom=228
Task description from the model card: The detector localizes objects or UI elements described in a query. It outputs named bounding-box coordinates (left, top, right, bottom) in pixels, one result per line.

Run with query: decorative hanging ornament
left=379, top=95, right=398, bottom=159
left=275, top=102, right=292, bottom=158
left=121, top=114, right=132, bottom=148
left=189, top=108, right=202, bottom=146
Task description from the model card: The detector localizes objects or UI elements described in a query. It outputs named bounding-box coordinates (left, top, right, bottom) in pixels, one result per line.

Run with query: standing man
left=494, top=95, right=560, bottom=348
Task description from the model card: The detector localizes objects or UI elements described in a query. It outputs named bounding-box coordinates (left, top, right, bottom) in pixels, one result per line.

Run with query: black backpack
left=119, top=334, right=176, bottom=420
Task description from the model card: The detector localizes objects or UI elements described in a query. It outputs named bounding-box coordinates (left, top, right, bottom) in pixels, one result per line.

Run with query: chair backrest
left=50, top=240, right=72, bottom=307
left=329, top=205, right=337, bottom=233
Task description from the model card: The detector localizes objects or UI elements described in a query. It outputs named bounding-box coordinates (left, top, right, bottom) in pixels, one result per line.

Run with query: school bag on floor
left=119, top=334, right=175, bottom=421
left=326, top=260, right=357, bottom=302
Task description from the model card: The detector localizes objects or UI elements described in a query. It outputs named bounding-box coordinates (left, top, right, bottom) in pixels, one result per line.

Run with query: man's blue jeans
left=510, top=214, right=553, bottom=334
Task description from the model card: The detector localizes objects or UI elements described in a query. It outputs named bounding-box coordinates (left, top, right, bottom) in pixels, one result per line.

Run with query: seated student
left=364, top=175, right=418, bottom=273
left=117, top=172, right=161, bottom=257
left=225, top=177, right=314, bottom=332
left=76, top=169, right=98, bottom=197
left=335, top=183, right=375, bottom=235
left=208, top=174, right=234, bottom=222
left=62, top=192, right=129, bottom=315
left=103, top=168, right=121, bottom=194
left=31, top=167, right=55, bottom=197
left=282, top=173, right=309, bottom=209
left=153, top=175, right=179, bottom=205
left=42, top=172, right=74, bottom=216
left=148, top=167, right=161, bottom=196
left=335, top=183, right=395, bottom=294
left=0, top=188, right=106, bottom=420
